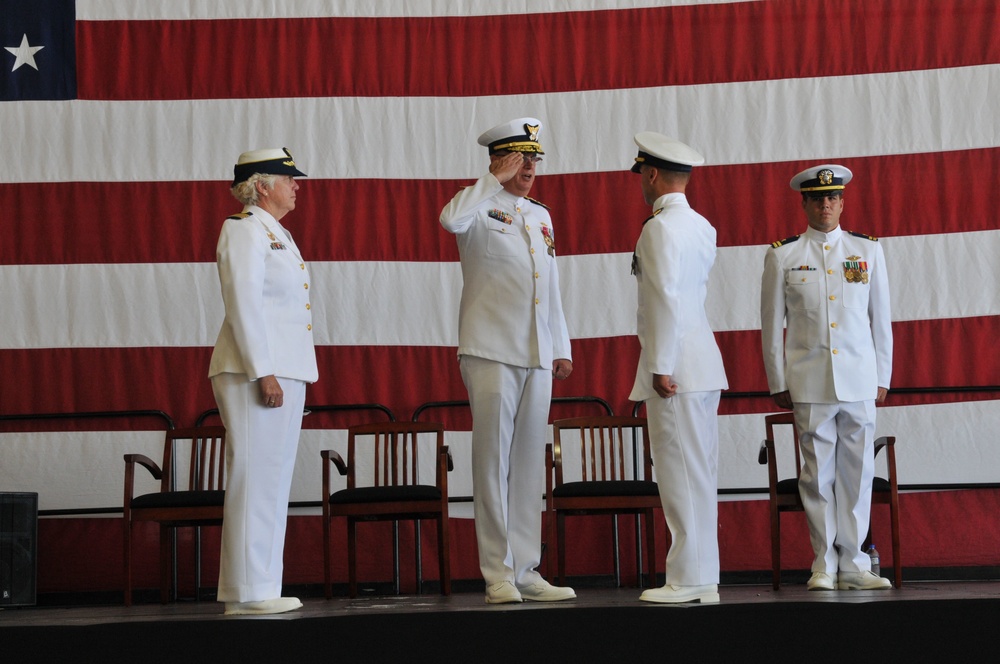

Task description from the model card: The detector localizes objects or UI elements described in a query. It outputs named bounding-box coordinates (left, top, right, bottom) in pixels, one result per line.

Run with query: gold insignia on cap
left=524, top=123, right=540, bottom=142
left=818, top=169, right=834, bottom=185
left=283, top=160, right=295, bottom=167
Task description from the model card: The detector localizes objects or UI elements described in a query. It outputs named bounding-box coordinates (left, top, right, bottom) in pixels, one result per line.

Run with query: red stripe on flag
left=2, top=317, right=996, bottom=429
left=5, top=148, right=999, bottom=265
left=75, top=0, right=1000, bottom=100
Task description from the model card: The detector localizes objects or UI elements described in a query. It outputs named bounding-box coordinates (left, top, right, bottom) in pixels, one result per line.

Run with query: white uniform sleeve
left=868, top=241, right=893, bottom=388
left=638, top=220, right=682, bottom=375
left=216, top=220, right=272, bottom=381
left=760, top=246, right=788, bottom=394
left=439, top=173, right=505, bottom=235
left=548, top=248, right=572, bottom=362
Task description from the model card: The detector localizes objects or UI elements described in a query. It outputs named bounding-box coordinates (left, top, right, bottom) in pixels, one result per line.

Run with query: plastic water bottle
left=866, top=543, right=881, bottom=576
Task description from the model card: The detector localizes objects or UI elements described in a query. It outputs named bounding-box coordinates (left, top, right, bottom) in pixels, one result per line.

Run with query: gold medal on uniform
left=541, top=225, right=555, bottom=256
left=843, top=256, right=869, bottom=284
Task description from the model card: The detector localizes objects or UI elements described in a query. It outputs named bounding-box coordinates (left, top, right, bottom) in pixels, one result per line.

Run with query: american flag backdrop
left=2, top=0, right=999, bottom=527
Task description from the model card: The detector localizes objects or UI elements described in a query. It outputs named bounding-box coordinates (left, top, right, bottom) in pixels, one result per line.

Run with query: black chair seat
left=329, top=485, right=441, bottom=505
left=131, top=489, right=225, bottom=509
left=776, top=478, right=799, bottom=495
left=553, top=480, right=659, bottom=499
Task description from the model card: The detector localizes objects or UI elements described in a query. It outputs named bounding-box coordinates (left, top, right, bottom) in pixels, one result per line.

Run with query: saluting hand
left=489, top=152, right=525, bottom=184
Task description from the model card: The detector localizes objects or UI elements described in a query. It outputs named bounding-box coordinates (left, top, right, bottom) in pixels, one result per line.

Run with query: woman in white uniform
left=208, top=148, right=318, bottom=615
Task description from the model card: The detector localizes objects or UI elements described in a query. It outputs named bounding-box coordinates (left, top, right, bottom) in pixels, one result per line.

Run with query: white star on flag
left=5, top=34, right=45, bottom=72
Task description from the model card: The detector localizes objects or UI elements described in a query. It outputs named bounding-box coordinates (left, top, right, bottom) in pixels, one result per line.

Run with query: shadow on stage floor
left=4, top=580, right=999, bottom=662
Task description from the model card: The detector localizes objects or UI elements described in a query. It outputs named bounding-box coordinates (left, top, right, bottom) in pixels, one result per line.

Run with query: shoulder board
left=848, top=230, right=879, bottom=241
left=770, top=234, right=801, bottom=248
left=524, top=196, right=550, bottom=210
left=642, top=207, right=664, bottom=226
left=226, top=211, right=253, bottom=220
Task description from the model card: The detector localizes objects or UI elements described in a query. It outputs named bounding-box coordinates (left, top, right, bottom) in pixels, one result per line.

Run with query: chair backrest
left=160, top=426, right=227, bottom=492
left=345, top=421, right=446, bottom=490
left=551, top=416, right=651, bottom=485
left=762, top=412, right=801, bottom=482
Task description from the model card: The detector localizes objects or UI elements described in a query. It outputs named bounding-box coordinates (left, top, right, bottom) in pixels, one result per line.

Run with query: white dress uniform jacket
left=440, top=174, right=572, bottom=368
left=629, top=193, right=728, bottom=400
left=209, top=205, right=319, bottom=383
left=208, top=204, right=317, bottom=603
left=761, top=225, right=892, bottom=402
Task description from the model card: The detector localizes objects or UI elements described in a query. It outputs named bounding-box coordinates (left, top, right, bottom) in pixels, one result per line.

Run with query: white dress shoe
left=518, top=580, right=576, bottom=602
left=485, top=580, right=523, bottom=604
left=838, top=570, right=892, bottom=590
left=807, top=572, right=837, bottom=591
left=224, top=597, right=303, bottom=615
left=639, top=583, right=719, bottom=604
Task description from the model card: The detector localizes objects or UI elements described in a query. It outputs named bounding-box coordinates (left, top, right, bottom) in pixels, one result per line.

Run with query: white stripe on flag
left=76, top=0, right=761, bottom=21
left=3, top=230, right=998, bottom=349
left=4, top=65, right=999, bottom=183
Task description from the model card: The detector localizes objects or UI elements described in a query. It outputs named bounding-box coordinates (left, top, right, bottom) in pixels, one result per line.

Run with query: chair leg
left=610, top=514, right=621, bottom=588
left=771, top=510, right=782, bottom=591
left=323, top=513, right=333, bottom=600
left=438, top=516, right=451, bottom=596
left=556, top=513, right=567, bottom=586
left=347, top=519, right=358, bottom=599
left=123, top=517, right=132, bottom=606
left=644, top=509, right=657, bottom=588
left=890, top=500, right=902, bottom=588
left=159, top=525, right=172, bottom=604
left=545, top=508, right=557, bottom=583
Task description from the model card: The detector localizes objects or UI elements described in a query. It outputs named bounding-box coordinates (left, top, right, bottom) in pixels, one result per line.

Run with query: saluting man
left=628, top=132, right=729, bottom=604
left=760, top=164, right=893, bottom=591
left=440, top=117, right=576, bottom=604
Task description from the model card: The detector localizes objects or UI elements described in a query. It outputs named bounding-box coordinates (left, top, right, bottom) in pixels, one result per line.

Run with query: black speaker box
left=0, top=492, right=38, bottom=606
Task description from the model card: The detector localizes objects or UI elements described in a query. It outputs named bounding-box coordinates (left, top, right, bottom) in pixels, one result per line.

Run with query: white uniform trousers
left=645, top=390, right=721, bottom=586
left=459, top=354, right=552, bottom=587
left=212, top=372, right=306, bottom=602
left=793, top=400, right=877, bottom=574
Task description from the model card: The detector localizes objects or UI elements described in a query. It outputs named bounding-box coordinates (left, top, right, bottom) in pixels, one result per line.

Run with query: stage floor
left=4, top=581, right=999, bottom=661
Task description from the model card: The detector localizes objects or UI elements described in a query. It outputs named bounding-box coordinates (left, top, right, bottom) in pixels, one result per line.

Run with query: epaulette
left=525, top=196, right=550, bottom=210
left=848, top=230, right=879, bottom=241
left=642, top=207, right=664, bottom=226
left=770, top=234, right=801, bottom=248
left=227, top=211, right=253, bottom=220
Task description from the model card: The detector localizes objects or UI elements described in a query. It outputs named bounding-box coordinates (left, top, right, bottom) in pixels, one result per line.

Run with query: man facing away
left=628, top=132, right=728, bottom=604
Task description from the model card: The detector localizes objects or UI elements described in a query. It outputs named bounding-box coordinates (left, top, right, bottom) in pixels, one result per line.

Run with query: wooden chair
left=123, top=425, right=226, bottom=606
left=321, top=421, right=453, bottom=599
left=546, top=416, right=661, bottom=587
left=759, top=412, right=901, bottom=589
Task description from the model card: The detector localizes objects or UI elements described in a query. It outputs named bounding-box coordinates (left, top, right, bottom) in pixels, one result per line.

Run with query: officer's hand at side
left=771, top=391, right=792, bottom=410
left=653, top=374, right=678, bottom=399
left=553, top=359, right=573, bottom=380
left=876, top=387, right=888, bottom=403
